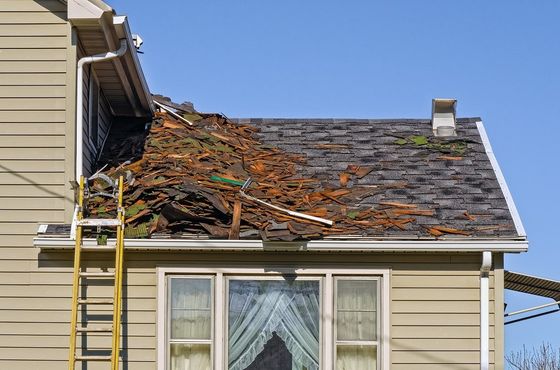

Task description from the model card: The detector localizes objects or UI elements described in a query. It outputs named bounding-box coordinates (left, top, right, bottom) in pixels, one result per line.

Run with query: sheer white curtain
left=170, top=278, right=212, bottom=370
left=335, top=280, right=378, bottom=370
left=336, top=345, right=377, bottom=370
left=171, top=344, right=211, bottom=370
left=228, top=280, right=320, bottom=370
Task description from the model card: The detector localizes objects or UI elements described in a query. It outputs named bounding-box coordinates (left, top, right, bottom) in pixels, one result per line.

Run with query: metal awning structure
left=504, top=271, right=560, bottom=324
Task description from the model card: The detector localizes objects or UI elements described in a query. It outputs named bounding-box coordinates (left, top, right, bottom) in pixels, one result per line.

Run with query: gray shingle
left=230, top=117, right=519, bottom=238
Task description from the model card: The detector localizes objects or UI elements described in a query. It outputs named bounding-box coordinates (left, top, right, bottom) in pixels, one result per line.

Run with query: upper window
left=163, top=273, right=384, bottom=370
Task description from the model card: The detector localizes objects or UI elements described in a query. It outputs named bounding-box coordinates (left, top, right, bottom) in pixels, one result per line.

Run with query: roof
left=505, top=271, right=560, bottom=302
left=232, top=117, right=520, bottom=239
left=37, top=109, right=525, bottom=243
left=37, top=104, right=526, bottom=244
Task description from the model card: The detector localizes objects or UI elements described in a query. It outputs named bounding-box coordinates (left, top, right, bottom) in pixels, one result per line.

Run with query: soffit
left=505, top=271, right=560, bottom=301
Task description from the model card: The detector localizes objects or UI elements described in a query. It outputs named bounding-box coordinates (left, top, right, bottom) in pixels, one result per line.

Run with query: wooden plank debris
left=229, top=199, right=241, bottom=240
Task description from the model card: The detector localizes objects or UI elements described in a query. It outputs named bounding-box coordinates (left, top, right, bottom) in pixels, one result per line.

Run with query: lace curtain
left=228, top=279, right=320, bottom=370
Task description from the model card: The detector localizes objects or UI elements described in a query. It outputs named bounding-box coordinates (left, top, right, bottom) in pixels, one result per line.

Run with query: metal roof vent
left=432, top=98, right=457, bottom=137
left=132, top=34, right=144, bottom=50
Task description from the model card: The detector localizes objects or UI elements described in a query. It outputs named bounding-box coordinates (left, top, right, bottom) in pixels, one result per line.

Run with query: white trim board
left=35, top=237, right=529, bottom=253
left=476, top=121, right=527, bottom=238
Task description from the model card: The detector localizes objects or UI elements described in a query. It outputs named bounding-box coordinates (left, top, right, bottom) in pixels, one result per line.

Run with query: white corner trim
left=382, top=269, right=391, bottom=370
left=476, top=121, right=527, bottom=238
left=480, top=251, right=492, bottom=370
left=156, top=268, right=165, bottom=370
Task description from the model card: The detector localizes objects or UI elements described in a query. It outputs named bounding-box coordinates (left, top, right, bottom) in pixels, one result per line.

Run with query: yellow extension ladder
left=68, top=175, right=125, bottom=370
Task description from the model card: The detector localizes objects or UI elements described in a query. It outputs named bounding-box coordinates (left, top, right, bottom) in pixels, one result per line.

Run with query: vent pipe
left=432, top=98, right=457, bottom=137
left=480, top=251, right=492, bottom=370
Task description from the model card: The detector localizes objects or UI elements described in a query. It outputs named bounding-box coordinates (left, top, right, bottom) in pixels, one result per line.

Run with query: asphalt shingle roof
left=231, top=117, right=520, bottom=239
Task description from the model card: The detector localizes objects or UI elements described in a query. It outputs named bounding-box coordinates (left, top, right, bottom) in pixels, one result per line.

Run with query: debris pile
left=87, top=109, right=464, bottom=240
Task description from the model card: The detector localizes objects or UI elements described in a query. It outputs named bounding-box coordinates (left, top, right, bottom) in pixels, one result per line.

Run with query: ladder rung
left=77, top=298, right=114, bottom=305
left=77, top=218, right=121, bottom=227
left=75, top=355, right=112, bottom=361
left=76, top=325, right=113, bottom=333
left=81, top=245, right=116, bottom=251
left=79, top=271, right=115, bottom=278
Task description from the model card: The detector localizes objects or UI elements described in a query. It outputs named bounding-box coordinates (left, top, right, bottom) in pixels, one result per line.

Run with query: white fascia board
left=113, top=16, right=155, bottom=115
left=34, top=237, right=529, bottom=253
left=476, top=121, right=527, bottom=238
left=68, top=0, right=111, bottom=21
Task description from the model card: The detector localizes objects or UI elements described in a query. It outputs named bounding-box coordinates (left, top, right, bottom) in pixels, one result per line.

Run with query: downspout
left=75, top=38, right=128, bottom=182
left=71, top=39, right=127, bottom=239
left=480, top=251, right=492, bottom=370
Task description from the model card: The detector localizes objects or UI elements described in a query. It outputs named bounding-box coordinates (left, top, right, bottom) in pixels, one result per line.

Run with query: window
left=227, top=278, right=321, bottom=370
left=167, top=276, right=213, bottom=370
left=335, top=278, right=379, bottom=370
left=159, top=269, right=388, bottom=370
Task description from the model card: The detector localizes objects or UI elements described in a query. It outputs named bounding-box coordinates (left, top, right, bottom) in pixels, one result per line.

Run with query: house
left=0, top=1, right=541, bottom=370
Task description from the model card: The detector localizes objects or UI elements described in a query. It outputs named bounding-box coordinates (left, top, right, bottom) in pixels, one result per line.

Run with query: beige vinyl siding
left=0, top=2, right=72, bottom=369
left=392, top=264, right=495, bottom=369
left=0, top=250, right=500, bottom=369
left=0, top=1, right=69, bottom=224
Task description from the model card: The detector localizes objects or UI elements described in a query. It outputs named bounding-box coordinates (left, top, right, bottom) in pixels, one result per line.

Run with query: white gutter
left=476, top=121, right=527, bottom=238
left=34, top=237, right=528, bottom=252
left=505, top=300, right=560, bottom=317
left=480, top=251, right=492, bottom=370
left=75, top=39, right=128, bottom=181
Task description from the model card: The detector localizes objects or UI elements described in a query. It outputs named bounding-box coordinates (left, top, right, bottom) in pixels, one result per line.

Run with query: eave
left=68, top=0, right=154, bottom=118
left=34, top=237, right=529, bottom=253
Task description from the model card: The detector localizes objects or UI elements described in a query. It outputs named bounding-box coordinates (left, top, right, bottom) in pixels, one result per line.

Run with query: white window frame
left=157, top=267, right=391, bottom=370
left=225, top=275, right=324, bottom=370
left=334, top=276, right=381, bottom=370
left=166, top=275, right=215, bottom=369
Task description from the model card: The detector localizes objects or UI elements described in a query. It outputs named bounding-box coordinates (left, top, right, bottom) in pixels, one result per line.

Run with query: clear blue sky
left=109, top=0, right=560, bottom=355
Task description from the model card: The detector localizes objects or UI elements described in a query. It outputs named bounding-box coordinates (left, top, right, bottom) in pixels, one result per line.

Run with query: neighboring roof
left=505, top=271, right=560, bottom=302
left=232, top=117, right=520, bottom=239
left=153, top=95, right=195, bottom=113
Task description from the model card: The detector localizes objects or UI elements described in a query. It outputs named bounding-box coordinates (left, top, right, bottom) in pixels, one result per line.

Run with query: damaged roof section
left=57, top=104, right=519, bottom=241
